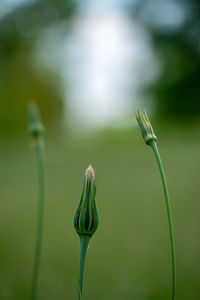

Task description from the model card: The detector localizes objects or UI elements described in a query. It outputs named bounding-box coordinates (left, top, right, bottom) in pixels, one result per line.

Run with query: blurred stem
left=149, top=140, right=176, bottom=300
left=31, top=135, right=45, bottom=300
left=78, top=235, right=90, bottom=300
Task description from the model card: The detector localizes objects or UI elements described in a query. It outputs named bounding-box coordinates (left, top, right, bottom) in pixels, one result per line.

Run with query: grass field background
left=0, top=122, right=199, bottom=300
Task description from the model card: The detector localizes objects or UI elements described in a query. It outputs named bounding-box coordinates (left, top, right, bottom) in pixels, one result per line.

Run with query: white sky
left=62, top=6, right=159, bottom=130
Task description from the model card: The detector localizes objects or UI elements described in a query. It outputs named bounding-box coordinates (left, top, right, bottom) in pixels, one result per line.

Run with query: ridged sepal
left=74, top=165, right=99, bottom=237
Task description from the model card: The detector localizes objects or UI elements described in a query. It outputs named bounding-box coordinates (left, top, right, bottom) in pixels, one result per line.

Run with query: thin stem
left=78, top=235, right=90, bottom=300
left=149, top=140, right=176, bottom=300
left=31, top=135, right=45, bottom=300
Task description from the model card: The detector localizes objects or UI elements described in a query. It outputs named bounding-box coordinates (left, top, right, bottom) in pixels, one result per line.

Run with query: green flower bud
left=74, top=165, right=99, bottom=237
left=135, top=110, right=157, bottom=145
left=28, top=100, right=44, bottom=137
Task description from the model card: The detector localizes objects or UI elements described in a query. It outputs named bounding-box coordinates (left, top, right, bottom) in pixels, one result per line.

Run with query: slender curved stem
left=31, top=135, right=45, bottom=300
left=149, top=140, right=176, bottom=300
left=78, top=235, right=90, bottom=300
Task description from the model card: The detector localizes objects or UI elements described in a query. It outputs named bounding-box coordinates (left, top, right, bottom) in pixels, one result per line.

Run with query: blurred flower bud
left=28, top=100, right=44, bottom=137
left=135, top=110, right=157, bottom=145
left=74, top=165, right=99, bottom=237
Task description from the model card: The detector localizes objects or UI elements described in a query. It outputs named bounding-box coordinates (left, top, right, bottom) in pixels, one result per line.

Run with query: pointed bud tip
left=135, top=109, right=157, bottom=145
left=27, top=99, right=44, bottom=136
left=28, top=98, right=35, bottom=103
left=85, top=165, right=95, bottom=179
left=28, top=99, right=36, bottom=108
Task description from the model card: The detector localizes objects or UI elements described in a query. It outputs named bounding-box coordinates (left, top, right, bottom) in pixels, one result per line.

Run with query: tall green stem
left=31, top=135, right=45, bottom=300
left=78, top=235, right=90, bottom=300
left=149, top=140, right=176, bottom=300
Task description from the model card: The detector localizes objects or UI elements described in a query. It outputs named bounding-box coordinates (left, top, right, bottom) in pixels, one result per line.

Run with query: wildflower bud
left=28, top=100, right=44, bottom=137
left=135, top=110, right=157, bottom=145
left=74, top=165, right=99, bottom=237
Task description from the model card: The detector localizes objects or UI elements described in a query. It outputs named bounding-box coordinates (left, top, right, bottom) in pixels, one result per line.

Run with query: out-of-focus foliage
left=130, top=0, right=200, bottom=118
left=0, top=0, right=77, bottom=135
left=0, top=0, right=76, bottom=57
left=151, top=35, right=200, bottom=118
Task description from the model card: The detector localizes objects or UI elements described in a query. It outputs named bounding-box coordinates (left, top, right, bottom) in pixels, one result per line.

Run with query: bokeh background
left=0, top=0, right=200, bottom=299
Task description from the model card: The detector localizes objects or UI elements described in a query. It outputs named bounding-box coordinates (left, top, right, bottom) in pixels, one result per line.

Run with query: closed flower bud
left=74, top=165, right=99, bottom=237
left=135, top=110, right=157, bottom=145
left=28, top=100, right=44, bottom=137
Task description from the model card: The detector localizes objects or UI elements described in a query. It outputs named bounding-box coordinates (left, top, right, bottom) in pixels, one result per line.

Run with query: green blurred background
left=0, top=0, right=200, bottom=299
